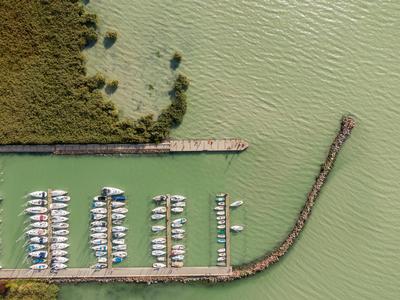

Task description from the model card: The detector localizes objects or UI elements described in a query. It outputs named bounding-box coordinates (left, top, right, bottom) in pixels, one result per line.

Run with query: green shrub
left=5, top=280, right=59, bottom=300
left=105, top=30, right=118, bottom=41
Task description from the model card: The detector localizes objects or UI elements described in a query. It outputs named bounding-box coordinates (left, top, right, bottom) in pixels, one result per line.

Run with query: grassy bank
left=0, top=280, right=59, bottom=300
left=0, top=0, right=188, bottom=144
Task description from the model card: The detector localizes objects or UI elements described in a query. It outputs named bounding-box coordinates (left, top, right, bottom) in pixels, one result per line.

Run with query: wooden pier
left=165, top=195, right=171, bottom=267
left=225, top=194, right=231, bottom=267
left=46, top=190, right=53, bottom=264
left=0, top=139, right=248, bottom=155
left=106, top=197, right=112, bottom=269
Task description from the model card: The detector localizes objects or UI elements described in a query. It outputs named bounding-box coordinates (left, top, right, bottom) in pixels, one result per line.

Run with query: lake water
left=1, top=0, right=400, bottom=299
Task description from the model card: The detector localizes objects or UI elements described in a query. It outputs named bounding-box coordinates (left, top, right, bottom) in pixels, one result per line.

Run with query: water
left=1, top=0, right=400, bottom=299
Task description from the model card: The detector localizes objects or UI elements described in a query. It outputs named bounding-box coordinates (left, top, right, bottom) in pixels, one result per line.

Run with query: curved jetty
left=0, top=116, right=354, bottom=283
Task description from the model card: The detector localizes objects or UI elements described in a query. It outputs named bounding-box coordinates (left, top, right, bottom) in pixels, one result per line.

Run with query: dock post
left=225, top=194, right=231, bottom=267
left=47, top=189, right=53, bottom=266
left=107, top=196, right=112, bottom=269
left=166, top=195, right=171, bottom=267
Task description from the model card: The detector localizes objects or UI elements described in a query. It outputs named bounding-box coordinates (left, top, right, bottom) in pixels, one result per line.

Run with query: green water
left=1, top=0, right=400, bottom=299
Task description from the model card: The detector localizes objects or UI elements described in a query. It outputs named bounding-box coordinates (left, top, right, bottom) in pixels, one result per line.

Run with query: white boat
left=93, top=195, right=106, bottom=202
left=218, top=252, right=226, bottom=257
left=171, top=222, right=182, bottom=228
left=112, top=239, right=125, bottom=245
left=112, top=213, right=126, bottom=220
left=30, top=263, right=48, bottom=270
left=51, top=210, right=69, bottom=216
left=53, top=230, right=69, bottom=236
left=151, top=225, right=165, bottom=232
left=152, top=238, right=166, bottom=244
left=30, top=214, right=48, bottom=221
left=101, top=187, right=124, bottom=196
left=52, top=196, right=70, bottom=202
left=97, top=257, right=107, bottom=263
left=218, top=220, right=226, bottom=225
left=151, top=250, right=166, bottom=256
left=113, top=232, right=126, bottom=238
left=216, top=211, right=225, bottom=216
left=92, top=263, right=107, bottom=269
left=51, top=236, right=68, bottom=243
left=171, top=255, right=184, bottom=261
left=217, top=262, right=226, bottom=267
left=170, top=195, right=186, bottom=202
left=112, top=244, right=127, bottom=251
left=28, top=199, right=47, bottom=206
left=91, top=233, right=107, bottom=239
left=111, top=202, right=125, bottom=208
left=151, top=214, right=165, bottom=220
left=217, top=202, right=225, bottom=206
left=217, top=248, right=226, bottom=253
left=172, top=244, right=185, bottom=250
left=52, top=250, right=68, bottom=257
left=52, top=263, right=67, bottom=270
left=217, top=234, right=226, bottom=239
left=112, top=220, right=124, bottom=226
left=230, top=200, right=243, bottom=208
left=50, top=203, right=68, bottom=210
left=25, top=207, right=47, bottom=214
left=171, top=261, right=184, bottom=268
left=51, top=243, right=69, bottom=250
left=156, top=256, right=166, bottom=262
left=214, top=206, right=224, bottom=211
left=31, top=222, right=48, bottom=228
left=91, top=227, right=107, bottom=233
left=30, top=237, right=48, bottom=244
left=112, top=226, right=127, bottom=232
left=152, top=244, right=166, bottom=250
left=92, top=214, right=106, bottom=220
left=112, top=251, right=127, bottom=258
left=216, top=216, right=226, bottom=220
left=152, top=207, right=166, bottom=214
left=230, top=225, right=244, bottom=232
left=112, top=207, right=128, bottom=214
left=172, top=234, right=184, bottom=240
left=92, top=201, right=106, bottom=208
left=91, top=208, right=107, bottom=214
left=91, top=221, right=107, bottom=227
left=95, top=251, right=107, bottom=257
left=92, top=245, right=107, bottom=251
left=172, top=228, right=185, bottom=234
left=171, top=207, right=184, bottom=213
left=52, top=223, right=69, bottom=229
left=217, top=257, right=226, bottom=262
left=28, top=244, right=45, bottom=251
left=172, top=218, right=187, bottom=224
left=29, top=251, right=48, bottom=258
left=52, top=257, right=69, bottom=263
left=217, top=225, right=226, bottom=229
left=52, top=216, right=69, bottom=223
left=171, top=202, right=186, bottom=207
left=29, top=191, right=47, bottom=198
left=51, top=190, right=68, bottom=197
left=171, top=249, right=185, bottom=255
left=91, top=239, right=107, bottom=245
left=152, top=195, right=167, bottom=201
left=153, top=263, right=166, bottom=268
left=26, top=229, right=47, bottom=236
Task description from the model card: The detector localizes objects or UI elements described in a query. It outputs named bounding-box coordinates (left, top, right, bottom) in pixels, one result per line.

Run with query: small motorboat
left=92, top=214, right=107, bottom=220
left=26, top=229, right=47, bottom=236
left=29, top=251, right=48, bottom=258
left=171, top=207, right=184, bottom=213
left=51, top=190, right=68, bottom=197
left=91, top=233, right=107, bottom=239
left=50, top=203, right=68, bottom=210
left=171, top=261, right=184, bottom=268
left=217, top=229, right=226, bottom=234
left=172, top=234, right=184, bottom=240
left=217, top=234, right=226, bottom=239
left=92, top=263, right=107, bottom=269
left=52, top=196, right=70, bottom=202
left=170, top=195, right=186, bottom=202
left=151, top=225, right=165, bottom=232
left=172, top=228, right=185, bottom=234
left=112, top=244, right=127, bottom=251
left=101, top=187, right=124, bottom=196
left=216, top=193, right=226, bottom=198
left=92, top=245, right=107, bottom=251
left=28, top=244, right=46, bottom=251
left=91, top=239, right=107, bottom=245
left=217, top=262, right=226, bottom=267
left=97, top=257, right=107, bottom=263
left=217, top=239, right=226, bottom=243
left=172, top=218, right=187, bottom=225
left=152, top=244, right=166, bottom=250
left=112, top=226, right=127, bottom=232
left=171, top=202, right=186, bottom=207
left=151, top=250, right=166, bottom=256
left=152, top=206, right=166, bottom=214
left=218, top=220, right=226, bottom=225
left=112, top=251, right=127, bottom=258
left=112, top=213, right=126, bottom=220
left=214, top=206, right=224, bottom=211
left=217, top=257, right=226, bottom=262
left=171, top=255, right=184, bottom=261
left=25, top=207, right=47, bottom=214
left=216, top=216, right=226, bottom=220
left=92, top=201, right=106, bottom=208
left=51, top=210, right=69, bottom=216
left=172, top=244, right=185, bottom=250
left=230, top=200, right=243, bottom=208
left=52, top=223, right=69, bottom=229
left=217, top=225, right=226, bottom=229
left=217, top=202, right=225, bottom=206
left=28, top=199, right=47, bottom=206
left=31, top=222, right=48, bottom=228
left=171, top=249, right=185, bottom=255
left=91, top=221, right=107, bottom=227
left=51, top=243, right=69, bottom=250
left=113, top=232, right=126, bottom=238
left=51, top=236, right=68, bottom=243
left=111, top=195, right=126, bottom=201
left=157, top=256, right=166, bottom=262
left=52, top=263, right=67, bottom=270
left=112, top=207, right=128, bottom=214
left=32, top=258, right=45, bottom=264
left=29, top=191, right=47, bottom=198
left=171, top=222, right=182, bottom=228
left=230, top=225, right=244, bottom=232
left=217, top=248, right=226, bottom=253
left=30, top=214, right=48, bottom=221
left=153, top=263, right=166, bottom=269
left=91, top=227, right=107, bottom=233
left=152, top=238, right=166, bottom=244
left=112, top=220, right=124, bottom=226
left=30, top=237, right=48, bottom=244
left=52, top=257, right=69, bottom=263
left=30, top=263, right=48, bottom=270
left=152, top=195, right=167, bottom=202
left=218, top=253, right=226, bottom=257
left=95, top=251, right=107, bottom=257
left=112, top=239, right=125, bottom=245
left=53, top=230, right=69, bottom=236
left=91, top=208, right=107, bottom=214
left=112, top=257, right=123, bottom=264
left=52, top=216, right=69, bottom=223
left=93, top=195, right=106, bottom=201
left=151, top=214, right=165, bottom=220
left=111, top=201, right=125, bottom=208
left=216, top=211, right=225, bottom=216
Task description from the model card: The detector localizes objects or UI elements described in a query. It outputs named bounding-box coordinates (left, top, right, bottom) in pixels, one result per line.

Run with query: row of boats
left=25, top=189, right=71, bottom=270
left=91, top=187, right=128, bottom=270
left=151, top=194, right=187, bottom=269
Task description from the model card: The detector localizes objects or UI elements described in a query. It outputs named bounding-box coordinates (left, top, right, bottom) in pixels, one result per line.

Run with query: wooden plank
left=166, top=195, right=171, bottom=267
left=225, top=194, right=231, bottom=267
left=47, top=190, right=53, bottom=266
left=107, top=196, right=112, bottom=269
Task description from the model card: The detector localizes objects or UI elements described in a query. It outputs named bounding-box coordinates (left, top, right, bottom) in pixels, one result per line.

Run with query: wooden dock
left=106, top=197, right=112, bottom=269
left=0, top=139, right=248, bottom=155
left=165, top=195, right=171, bottom=267
left=225, top=194, right=231, bottom=267
left=46, top=190, right=53, bottom=264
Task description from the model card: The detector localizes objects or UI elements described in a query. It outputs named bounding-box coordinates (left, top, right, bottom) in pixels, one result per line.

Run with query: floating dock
left=0, top=139, right=248, bottom=155
left=46, top=190, right=53, bottom=264
left=106, top=197, right=112, bottom=269
left=165, top=195, right=171, bottom=267
left=225, top=194, right=231, bottom=267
